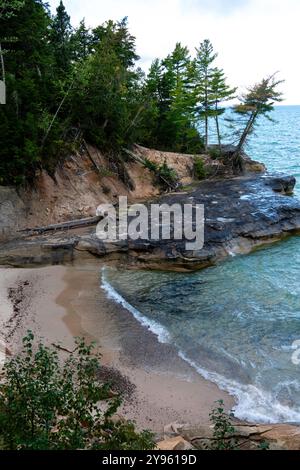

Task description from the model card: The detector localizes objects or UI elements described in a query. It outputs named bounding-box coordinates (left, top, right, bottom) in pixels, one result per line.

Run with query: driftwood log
left=18, top=215, right=102, bottom=235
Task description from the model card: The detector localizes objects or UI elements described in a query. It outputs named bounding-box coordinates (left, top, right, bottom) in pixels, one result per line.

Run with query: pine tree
left=210, top=68, right=237, bottom=151
left=137, top=59, right=162, bottom=147
left=0, top=0, right=25, bottom=85
left=70, top=20, right=142, bottom=152
left=50, top=0, right=72, bottom=76
left=194, top=39, right=218, bottom=150
left=142, top=44, right=203, bottom=153
left=92, top=17, right=139, bottom=69
left=70, top=18, right=93, bottom=61
left=166, top=44, right=200, bottom=152
left=0, top=0, right=55, bottom=184
left=231, top=74, right=283, bottom=169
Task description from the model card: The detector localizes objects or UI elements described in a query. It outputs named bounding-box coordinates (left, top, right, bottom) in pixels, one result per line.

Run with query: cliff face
left=0, top=145, right=218, bottom=242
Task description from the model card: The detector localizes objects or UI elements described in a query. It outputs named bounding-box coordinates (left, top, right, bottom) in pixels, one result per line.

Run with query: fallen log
left=18, top=215, right=102, bottom=235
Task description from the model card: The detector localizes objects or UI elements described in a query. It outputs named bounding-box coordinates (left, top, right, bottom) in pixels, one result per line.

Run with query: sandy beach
left=0, top=261, right=234, bottom=433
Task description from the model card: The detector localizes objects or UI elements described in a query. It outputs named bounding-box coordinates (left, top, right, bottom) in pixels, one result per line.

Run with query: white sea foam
left=178, top=351, right=300, bottom=424
left=101, top=268, right=170, bottom=344
left=101, top=267, right=300, bottom=424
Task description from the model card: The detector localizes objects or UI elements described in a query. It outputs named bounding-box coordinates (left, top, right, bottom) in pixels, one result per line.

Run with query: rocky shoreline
left=2, top=153, right=300, bottom=450
left=0, top=172, right=299, bottom=271
left=157, top=420, right=300, bottom=450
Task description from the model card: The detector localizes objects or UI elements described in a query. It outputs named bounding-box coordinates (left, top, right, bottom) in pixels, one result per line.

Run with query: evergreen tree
left=69, top=22, right=142, bottom=152
left=92, top=17, right=139, bottom=69
left=137, top=59, right=163, bottom=148
left=0, top=0, right=55, bottom=184
left=0, top=0, right=25, bottom=85
left=165, top=44, right=201, bottom=152
left=0, top=3, right=284, bottom=186
left=210, top=68, right=237, bottom=151
left=50, top=0, right=72, bottom=76
left=194, top=39, right=218, bottom=150
left=142, top=44, right=203, bottom=153
left=70, top=18, right=93, bottom=61
left=230, top=73, right=283, bottom=169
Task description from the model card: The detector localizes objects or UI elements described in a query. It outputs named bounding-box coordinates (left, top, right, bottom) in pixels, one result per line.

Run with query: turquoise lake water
left=102, top=106, right=300, bottom=423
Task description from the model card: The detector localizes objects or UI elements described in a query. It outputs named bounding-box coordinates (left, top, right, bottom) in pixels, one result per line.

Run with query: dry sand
left=0, top=261, right=234, bottom=433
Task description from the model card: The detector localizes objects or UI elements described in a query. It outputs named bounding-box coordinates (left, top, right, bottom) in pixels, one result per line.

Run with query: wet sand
left=0, top=261, right=234, bottom=433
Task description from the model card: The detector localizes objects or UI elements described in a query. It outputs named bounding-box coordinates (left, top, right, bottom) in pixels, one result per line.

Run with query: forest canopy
left=0, top=0, right=282, bottom=185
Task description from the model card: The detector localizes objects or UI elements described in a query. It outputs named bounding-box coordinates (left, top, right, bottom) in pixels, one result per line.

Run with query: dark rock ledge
left=0, top=173, right=300, bottom=270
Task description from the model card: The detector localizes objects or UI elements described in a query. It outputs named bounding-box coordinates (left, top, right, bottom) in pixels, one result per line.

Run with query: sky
left=49, top=0, right=300, bottom=105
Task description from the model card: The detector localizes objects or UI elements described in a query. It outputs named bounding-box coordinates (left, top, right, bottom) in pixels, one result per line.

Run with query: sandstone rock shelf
left=0, top=173, right=299, bottom=270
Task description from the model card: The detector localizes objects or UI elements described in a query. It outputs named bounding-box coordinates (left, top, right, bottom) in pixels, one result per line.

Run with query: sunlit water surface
left=102, top=106, right=300, bottom=423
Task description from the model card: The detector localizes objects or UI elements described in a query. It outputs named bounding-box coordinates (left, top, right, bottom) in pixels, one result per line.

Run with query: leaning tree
left=231, top=73, right=283, bottom=169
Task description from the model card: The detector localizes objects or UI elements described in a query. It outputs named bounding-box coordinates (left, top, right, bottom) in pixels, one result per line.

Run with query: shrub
left=194, top=157, right=207, bottom=180
left=158, top=161, right=178, bottom=186
left=144, top=158, right=159, bottom=173
left=208, top=148, right=222, bottom=160
left=0, top=332, right=155, bottom=450
left=209, top=400, right=237, bottom=450
left=144, top=158, right=178, bottom=189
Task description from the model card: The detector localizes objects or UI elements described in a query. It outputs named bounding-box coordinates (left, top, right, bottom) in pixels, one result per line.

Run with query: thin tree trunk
left=204, top=73, right=208, bottom=151
left=205, top=115, right=208, bottom=151
left=236, top=111, right=257, bottom=154
left=0, top=42, right=5, bottom=83
left=215, top=102, right=221, bottom=153
left=41, top=79, right=74, bottom=148
left=124, top=104, right=145, bottom=136
left=233, top=111, right=257, bottom=172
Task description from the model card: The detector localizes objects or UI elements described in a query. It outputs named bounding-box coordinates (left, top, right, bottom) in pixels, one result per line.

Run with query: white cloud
left=49, top=0, right=300, bottom=104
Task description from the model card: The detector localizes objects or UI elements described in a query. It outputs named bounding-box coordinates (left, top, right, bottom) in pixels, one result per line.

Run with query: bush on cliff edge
left=0, top=332, right=155, bottom=450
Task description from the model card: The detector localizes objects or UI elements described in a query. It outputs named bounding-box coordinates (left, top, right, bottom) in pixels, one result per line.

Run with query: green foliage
left=0, top=4, right=145, bottom=185
left=0, top=0, right=55, bottom=184
left=70, top=19, right=93, bottom=61
left=0, top=332, right=155, bottom=450
left=209, top=400, right=238, bottom=450
left=158, top=161, right=178, bottom=185
left=194, top=39, right=217, bottom=150
left=143, top=158, right=178, bottom=189
left=143, top=158, right=158, bottom=172
left=69, top=21, right=143, bottom=153
left=194, top=157, right=206, bottom=180
left=258, top=440, right=270, bottom=450
left=50, top=0, right=73, bottom=76
left=0, top=0, right=25, bottom=18
left=0, top=2, right=282, bottom=186
left=193, top=40, right=237, bottom=151
left=208, top=400, right=270, bottom=450
left=230, top=73, right=283, bottom=155
left=208, top=147, right=222, bottom=160
left=140, top=43, right=204, bottom=154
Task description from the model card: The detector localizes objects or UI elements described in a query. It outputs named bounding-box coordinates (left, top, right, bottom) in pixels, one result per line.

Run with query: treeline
left=0, top=0, right=283, bottom=185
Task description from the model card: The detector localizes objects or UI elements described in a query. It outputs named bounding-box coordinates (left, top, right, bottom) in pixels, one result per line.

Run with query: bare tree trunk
left=233, top=111, right=257, bottom=172
left=215, top=102, right=222, bottom=153
left=125, top=104, right=145, bottom=136
left=0, top=42, right=5, bottom=83
left=236, top=111, right=257, bottom=154
left=205, top=115, right=208, bottom=151
left=204, top=74, right=208, bottom=151
left=41, top=79, right=74, bottom=148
